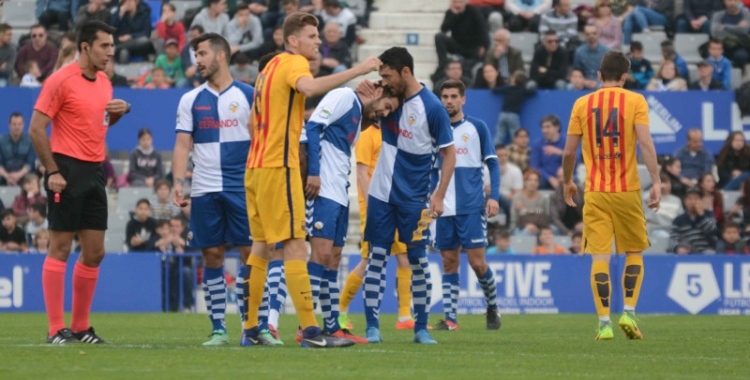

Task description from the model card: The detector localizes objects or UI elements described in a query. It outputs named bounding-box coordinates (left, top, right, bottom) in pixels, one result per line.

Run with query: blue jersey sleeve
left=471, top=117, right=501, bottom=201
left=304, top=88, right=356, bottom=177
left=427, top=102, right=454, bottom=149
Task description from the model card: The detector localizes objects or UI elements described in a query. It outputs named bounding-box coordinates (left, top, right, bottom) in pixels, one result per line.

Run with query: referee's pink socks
left=71, top=262, right=100, bottom=333
left=43, top=257, right=67, bottom=336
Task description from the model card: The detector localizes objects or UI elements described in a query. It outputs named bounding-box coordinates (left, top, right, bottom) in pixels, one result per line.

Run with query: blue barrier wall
left=0, top=88, right=746, bottom=153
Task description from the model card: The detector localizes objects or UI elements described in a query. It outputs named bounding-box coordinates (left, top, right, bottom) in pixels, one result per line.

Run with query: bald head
left=323, top=22, right=341, bottom=45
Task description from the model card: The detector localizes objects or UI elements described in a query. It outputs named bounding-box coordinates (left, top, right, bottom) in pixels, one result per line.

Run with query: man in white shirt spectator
left=191, top=0, right=230, bottom=36
left=225, top=2, right=264, bottom=59
left=320, top=0, right=358, bottom=46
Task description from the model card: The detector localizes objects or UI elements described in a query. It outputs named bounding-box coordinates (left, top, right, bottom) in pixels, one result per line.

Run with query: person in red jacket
left=155, top=3, right=186, bottom=54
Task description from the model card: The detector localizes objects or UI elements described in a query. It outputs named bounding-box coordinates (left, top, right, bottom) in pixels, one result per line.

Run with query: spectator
left=699, top=172, right=726, bottom=228
left=60, top=30, right=77, bottom=47
left=566, top=67, right=586, bottom=90
left=30, top=228, right=50, bottom=254
left=509, top=127, right=531, bottom=171
left=178, top=25, right=206, bottom=88
left=320, top=0, right=359, bottom=46
left=230, top=53, right=258, bottom=84
left=20, top=61, right=42, bottom=88
left=532, top=226, right=569, bottom=254
left=716, top=222, right=749, bottom=254
left=74, top=0, right=111, bottom=31
left=530, top=30, right=569, bottom=90
left=711, top=0, right=750, bottom=70
left=151, top=179, right=182, bottom=220
left=473, top=62, right=501, bottom=89
left=573, top=24, right=610, bottom=89
left=0, top=113, right=36, bottom=186
left=726, top=177, right=750, bottom=228
left=53, top=42, right=76, bottom=72
left=0, top=24, right=16, bottom=87
left=677, top=0, right=723, bottom=34
left=716, top=131, right=750, bottom=189
left=504, top=0, right=551, bottom=32
left=105, top=58, right=129, bottom=87
left=142, top=67, right=170, bottom=89
left=549, top=167, right=583, bottom=236
left=485, top=29, right=524, bottom=82
left=469, top=0, right=507, bottom=34
left=706, top=39, right=734, bottom=89
left=530, top=114, right=566, bottom=189
left=25, top=202, right=48, bottom=247
left=103, top=148, right=117, bottom=188
left=646, top=60, right=688, bottom=91
left=151, top=39, right=184, bottom=87
left=622, top=0, right=673, bottom=46
left=511, top=169, right=551, bottom=236
left=435, top=0, right=489, bottom=75
left=609, top=0, right=634, bottom=22
left=147, top=219, right=178, bottom=253
left=169, top=217, right=188, bottom=251
left=434, top=60, right=473, bottom=96
left=155, top=3, right=186, bottom=54
left=539, top=0, right=580, bottom=50
left=128, top=128, right=164, bottom=187
left=490, top=144, right=523, bottom=218
left=319, top=22, right=352, bottom=75
left=492, top=71, right=536, bottom=145
left=668, top=188, right=718, bottom=254
left=11, top=174, right=46, bottom=225
left=589, top=0, right=622, bottom=50
left=192, top=0, right=230, bottom=35
left=111, top=0, right=154, bottom=63
left=660, top=40, right=688, bottom=79
left=570, top=231, right=582, bottom=255
left=226, top=2, right=263, bottom=59
left=126, top=199, right=156, bottom=252
left=37, top=0, right=78, bottom=32
left=661, top=156, right=689, bottom=199
left=625, top=42, right=653, bottom=89
left=486, top=229, right=515, bottom=254
left=252, top=24, right=284, bottom=61
left=674, top=129, right=716, bottom=185
left=689, top=59, right=727, bottom=91
left=645, top=172, right=684, bottom=238
left=0, top=209, right=27, bottom=252
left=303, top=55, right=330, bottom=119
left=14, top=25, right=57, bottom=81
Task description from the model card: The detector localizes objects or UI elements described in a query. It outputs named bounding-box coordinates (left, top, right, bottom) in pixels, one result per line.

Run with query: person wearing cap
left=668, top=187, right=718, bottom=254
left=689, top=60, right=726, bottom=91
left=151, top=38, right=184, bottom=87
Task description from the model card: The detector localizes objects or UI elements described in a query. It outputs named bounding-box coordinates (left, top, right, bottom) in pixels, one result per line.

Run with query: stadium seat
left=104, top=231, right=126, bottom=253
left=172, top=1, right=203, bottom=22
left=731, top=68, right=742, bottom=89
left=511, top=235, right=537, bottom=254
left=509, top=32, right=538, bottom=63
left=638, top=165, right=652, bottom=188
left=554, top=235, right=571, bottom=249
left=111, top=159, right=127, bottom=177
left=644, top=236, right=669, bottom=254
left=688, top=64, right=698, bottom=83
left=724, top=191, right=741, bottom=210
left=674, top=34, right=709, bottom=64
left=1, top=1, right=37, bottom=29
left=0, top=186, right=21, bottom=208
left=108, top=212, right=131, bottom=233
left=632, top=32, right=666, bottom=63
left=117, top=187, right=153, bottom=213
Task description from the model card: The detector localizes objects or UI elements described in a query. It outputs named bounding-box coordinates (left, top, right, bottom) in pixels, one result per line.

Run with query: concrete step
left=359, top=29, right=436, bottom=47
left=369, top=12, right=443, bottom=30
left=374, top=0, right=448, bottom=13
left=358, top=44, right=437, bottom=64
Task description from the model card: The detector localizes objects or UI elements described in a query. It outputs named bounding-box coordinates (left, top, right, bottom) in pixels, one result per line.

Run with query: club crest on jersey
left=408, top=113, right=417, bottom=125
left=187, top=231, right=193, bottom=241
left=230, top=101, right=239, bottom=113
left=314, top=221, right=324, bottom=230
left=462, top=133, right=469, bottom=142
left=319, top=108, right=332, bottom=119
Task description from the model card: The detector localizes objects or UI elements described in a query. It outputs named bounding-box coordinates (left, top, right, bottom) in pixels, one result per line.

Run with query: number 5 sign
left=667, top=263, right=721, bottom=314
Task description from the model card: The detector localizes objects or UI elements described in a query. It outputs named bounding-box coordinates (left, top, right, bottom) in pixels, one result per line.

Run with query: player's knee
left=202, top=248, right=225, bottom=268
left=441, top=255, right=459, bottom=273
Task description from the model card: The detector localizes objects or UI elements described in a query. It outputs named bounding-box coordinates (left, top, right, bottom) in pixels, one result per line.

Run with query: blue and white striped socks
left=321, top=269, right=342, bottom=333
left=364, top=245, right=390, bottom=329
left=258, top=277, right=270, bottom=331
left=203, top=266, right=227, bottom=332
left=266, top=260, right=286, bottom=329
left=477, top=268, right=498, bottom=312
left=236, top=265, right=249, bottom=330
left=408, top=246, right=431, bottom=333
left=442, top=273, right=459, bottom=324
left=307, top=262, right=325, bottom=312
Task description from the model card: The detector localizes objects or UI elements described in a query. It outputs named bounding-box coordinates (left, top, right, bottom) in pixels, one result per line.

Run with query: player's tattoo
left=174, top=177, right=184, bottom=186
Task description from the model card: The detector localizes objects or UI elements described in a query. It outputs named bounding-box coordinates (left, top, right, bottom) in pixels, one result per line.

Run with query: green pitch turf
left=1, top=314, right=748, bottom=379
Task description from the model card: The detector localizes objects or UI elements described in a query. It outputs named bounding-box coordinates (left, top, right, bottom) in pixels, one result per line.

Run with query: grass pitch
left=0, top=313, right=748, bottom=379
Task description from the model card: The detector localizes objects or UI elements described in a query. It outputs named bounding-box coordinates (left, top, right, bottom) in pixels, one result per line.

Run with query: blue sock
left=407, top=246, right=431, bottom=333
left=321, top=269, right=342, bottom=333
left=203, top=266, right=226, bottom=332
left=258, top=276, right=270, bottom=331
left=477, top=267, right=498, bottom=312
left=267, top=260, right=286, bottom=329
left=364, top=244, right=390, bottom=329
left=236, top=265, right=249, bottom=330
left=442, top=273, right=459, bottom=324
left=307, top=262, right=325, bottom=312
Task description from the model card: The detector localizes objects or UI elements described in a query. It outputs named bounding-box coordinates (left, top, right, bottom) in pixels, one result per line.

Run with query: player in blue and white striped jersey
left=303, top=84, right=402, bottom=343
left=432, top=79, right=502, bottom=332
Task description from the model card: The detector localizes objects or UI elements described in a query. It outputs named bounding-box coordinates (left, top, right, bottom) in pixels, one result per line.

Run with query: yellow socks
left=623, top=255, right=644, bottom=311
left=591, top=260, right=611, bottom=319
left=340, top=271, right=363, bottom=312
left=243, top=255, right=268, bottom=330
left=396, top=267, right=412, bottom=319
left=284, top=260, right=319, bottom=329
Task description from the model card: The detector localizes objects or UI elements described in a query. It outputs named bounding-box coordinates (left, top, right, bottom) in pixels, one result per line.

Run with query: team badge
left=408, top=113, right=417, bottom=125
left=314, top=221, right=324, bottom=230
left=462, top=133, right=469, bottom=142
left=187, top=231, right=193, bottom=241
left=230, top=101, right=239, bottom=113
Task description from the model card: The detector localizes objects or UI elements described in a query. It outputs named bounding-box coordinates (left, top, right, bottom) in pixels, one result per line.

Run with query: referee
left=29, top=21, right=131, bottom=345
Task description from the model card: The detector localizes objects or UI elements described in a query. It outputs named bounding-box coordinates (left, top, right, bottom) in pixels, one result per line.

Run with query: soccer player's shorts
left=435, top=213, right=488, bottom=251
left=187, top=192, right=252, bottom=248
left=245, top=167, right=305, bottom=244
left=364, top=196, right=432, bottom=246
left=582, top=190, right=650, bottom=254
left=305, top=196, right=348, bottom=247
left=358, top=200, right=407, bottom=258
left=46, top=153, right=107, bottom=231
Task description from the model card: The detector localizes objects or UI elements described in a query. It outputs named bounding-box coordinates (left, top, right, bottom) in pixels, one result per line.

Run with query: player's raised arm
left=635, top=123, right=661, bottom=211
left=296, top=56, right=382, bottom=98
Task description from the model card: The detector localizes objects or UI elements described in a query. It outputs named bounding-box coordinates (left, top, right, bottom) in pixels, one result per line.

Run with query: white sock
left=599, top=316, right=611, bottom=324
left=268, top=310, right=280, bottom=328
left=398, top=316, right=412, bottom=323
left=624, top=306, right=635, bottom=312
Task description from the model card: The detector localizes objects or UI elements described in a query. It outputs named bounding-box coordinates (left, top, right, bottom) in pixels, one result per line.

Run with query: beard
left=201, top=58, right=220, bottom=80
left=447, top=109, right=458, bottom=117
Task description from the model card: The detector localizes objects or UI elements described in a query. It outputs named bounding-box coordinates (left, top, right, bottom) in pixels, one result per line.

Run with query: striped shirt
left=538, top=9, right=579, bottom=48
left=668, top=212, right=718, bottom=253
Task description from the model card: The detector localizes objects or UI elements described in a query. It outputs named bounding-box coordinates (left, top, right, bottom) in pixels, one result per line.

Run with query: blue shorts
left=435, top=213, right=487, bottom=251
left=364, top=196, right=431, bottom=246
left=305, top=196, right=348, bottom=247
left=188, top=192, right=253, bottom=248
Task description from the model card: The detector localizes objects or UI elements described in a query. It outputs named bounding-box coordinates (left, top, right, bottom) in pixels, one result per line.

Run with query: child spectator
left=570, top=231, right=583, bottom=255
left=716, top=222, right=749, bottom=254
left=169, top=216, right=188, bottom=252
left=508, top=128, right=531, bottom=172
left=492, top=71, right=536, bottom=145
left=126, top=199, right=156, bottom=252
left=12, top=174, right=47, bottom=225
left=148, top=219, right=178, bottom=253
left=151, top=179, right=182, bottom=220
left=532, top=227, right=569, bottom=254
left=566, top=67, right=587, bottom=91
left=30, top=228, right=49, bottom=254
left=645, top=172, right=684, bottom=238
left=128, top=128, right=164, bottom=187
left=143, top=67, right=171, bottom=89
left=230, top=53, right=258, bottom=84
left=511, top=169, right=551, bottom=236
left=151, top=39, right=184, bottom=87
left=25, top=202, right=48, bottom=247
left=20, top=60, right=42, bottom=88
left=155, top=3, right=186, bottom=54
left=706, top=38, right=733, bottom=91
left=487, top=230, right=515, bottom=254
left=627, top=41, right=653, bottom=89
left=0, top=209, right=27, bottom=252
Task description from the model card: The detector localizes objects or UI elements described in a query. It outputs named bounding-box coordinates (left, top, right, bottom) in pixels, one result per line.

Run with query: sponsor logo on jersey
left=456, top=147, right=469, bottom=155
left=198, top=116, right=240, bottom=129
left=194, top=106, right=211, bottom=111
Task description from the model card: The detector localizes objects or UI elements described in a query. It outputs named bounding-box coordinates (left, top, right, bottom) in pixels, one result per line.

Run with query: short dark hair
left=599, top=50, right=631, bottom=82
left=163, top=2, right=176, bottom=12
left=235, top=52, right=250, bottom=65
left=552, top=0, right=562, bottom=7
left=572, top=231, right=583, bottom=239
left=136, top=198, right=151, bottom=208
left=495, top=143, right=506, bottom=150
left=138, top=127, right=152, bottom=139
left=62, top=31, right=77, bottom=43
left=497, top=230, right=511, bottom=240
left=8, top=112, right=23, bottom=124
left=155, top=219, right=171, bottom=229
left=29, top=202, right=47, bottom=218
left=514, top=128, right=528, bottom=138
left=190, top=24, right=205, bottom=35
left=282, top=12, right=319, bottom=44
left=154, top=179, right=171, bottom=192
left=30, top=24, right=46, bottom=32
left=323, top=0, right=341, bottom=8
left=1, top=209, right=16, bottom=219
left=543, top=30, right=557, bottom=37
left=77, top=21, right=116, bottom=53
left=0, top=23, right=11, bottom=34
left=170, top=216, right=184, bottom=225
left=378, top=47, right=414, bottom=76
left=190, top=33, right=232, bottom=65
left=376, top=81, right=403, bottom=104
left=258, top=51, right=281, bottom=71
left=235, top=2, right=249, bottom=12
left=445, top=59, right=462, bottom=70
left=512, top=70, right=528, bottom=86
left=207, top=0, right=222, bottom=5
left=724, top=221, right=741, bottom=233
left=630, top=41, right=643, bottom=52
left=541, top=114, right=561, bottom=128
left=282, top=0, right=300, bottom=6
left=440, top=79, right=466, bottom=97
left=570, top=67, right=585, bottom=76
left=709, top=38, right=723, bottom=47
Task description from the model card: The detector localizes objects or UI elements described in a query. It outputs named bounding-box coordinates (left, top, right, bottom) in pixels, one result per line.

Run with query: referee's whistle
left=54, top=193, right=60, bottom=203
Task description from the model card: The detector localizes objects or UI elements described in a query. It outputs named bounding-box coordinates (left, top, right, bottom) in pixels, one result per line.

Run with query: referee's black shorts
left=46, top=153, right=108, bottom=232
